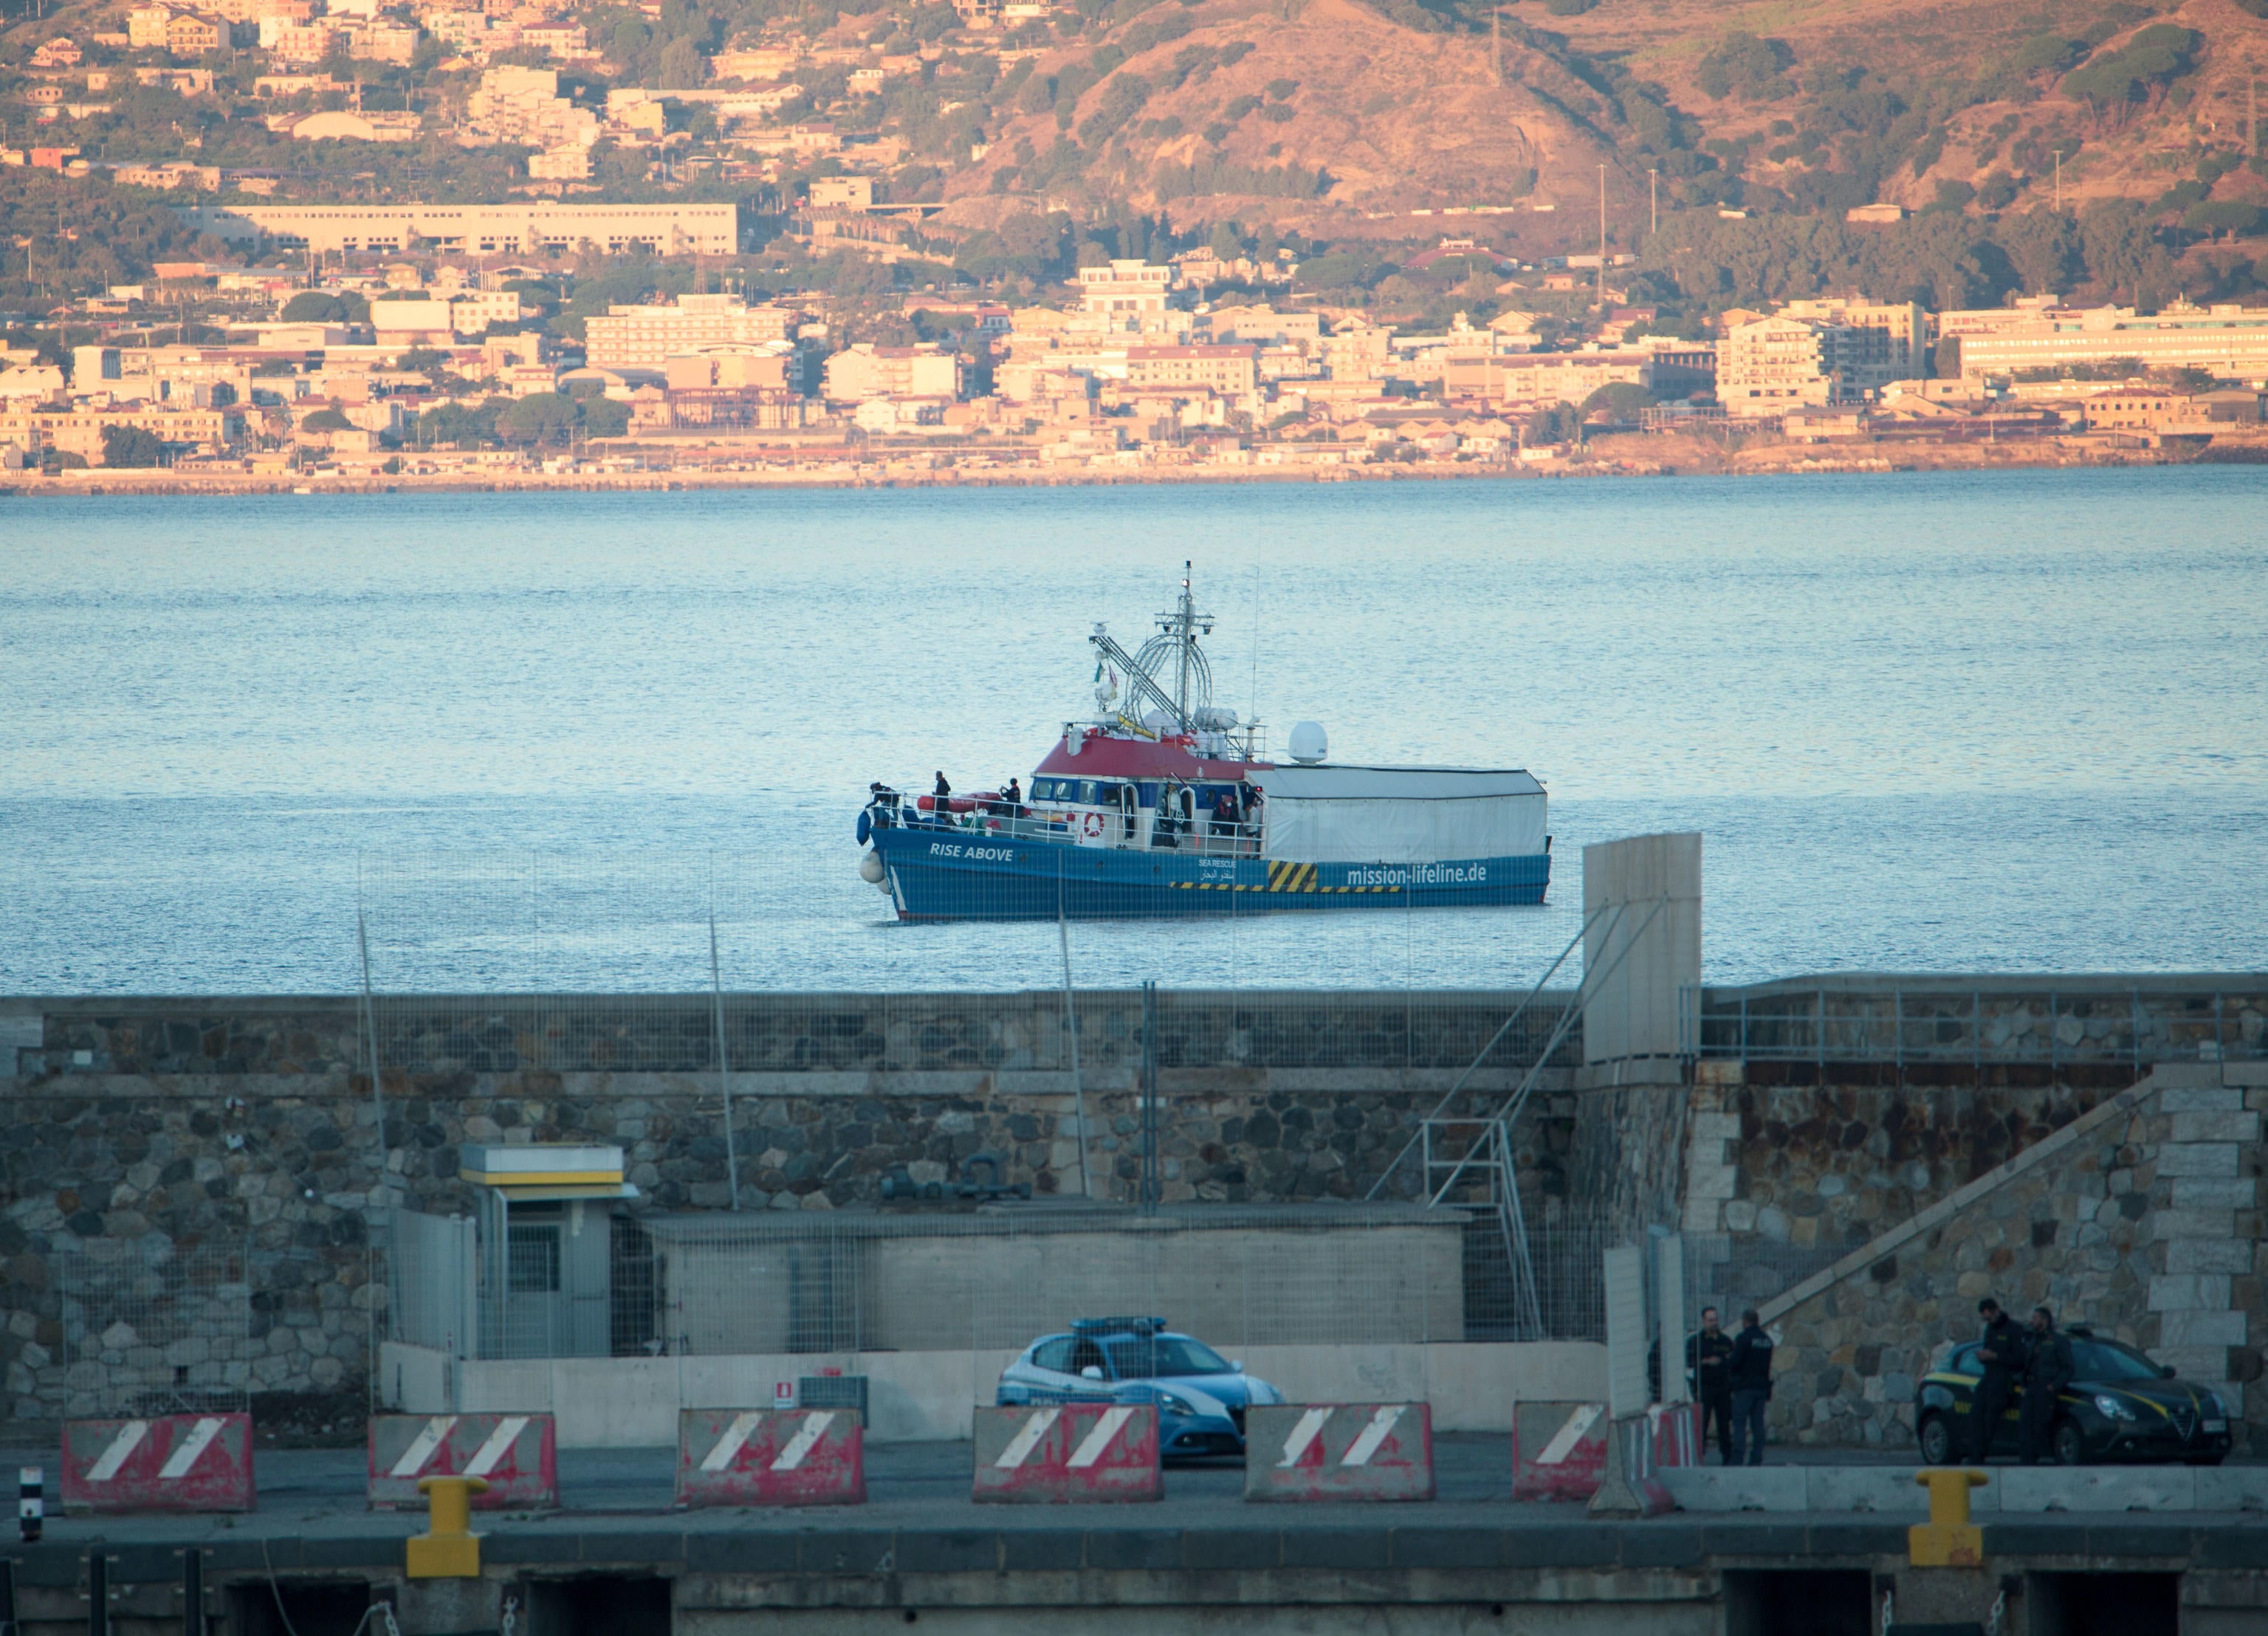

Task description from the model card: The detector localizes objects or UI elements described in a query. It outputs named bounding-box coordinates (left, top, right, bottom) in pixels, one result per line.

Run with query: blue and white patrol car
left=994, top=1316, right=1285, bottom=1460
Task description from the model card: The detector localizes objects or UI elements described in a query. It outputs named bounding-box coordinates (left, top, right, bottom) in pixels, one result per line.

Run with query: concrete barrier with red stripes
left=1243, top=1403, right=1434, bottom=1502
left=61, top=1413, right=255, bottom=1514
left=1510, top=1400, right=1608, bottom=1502
left=1615, top=1406, right=1687, bottom=1516
left=972, top=1403, right=1161, bottom=1504
left=367, top=1413, right=557, bottom=1510
left=676, top=1408, right=865, bottom=1509
left=1651, top=1401, right=1704, bottom=1471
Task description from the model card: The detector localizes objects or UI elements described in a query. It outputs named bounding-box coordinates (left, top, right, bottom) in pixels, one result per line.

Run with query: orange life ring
left=1082, top=811, right=1104, bottom=839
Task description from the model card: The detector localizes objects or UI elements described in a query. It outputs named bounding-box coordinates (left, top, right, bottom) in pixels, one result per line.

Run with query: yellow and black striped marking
left=1167, top=862, right=1403, bottom=894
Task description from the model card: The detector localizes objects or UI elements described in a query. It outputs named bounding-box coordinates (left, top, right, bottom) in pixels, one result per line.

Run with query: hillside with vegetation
left=1, top=0, right=2265, bottom=315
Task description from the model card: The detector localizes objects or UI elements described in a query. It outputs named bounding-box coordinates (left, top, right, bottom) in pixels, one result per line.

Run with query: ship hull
left=871, top=828, right=1549, bottom=921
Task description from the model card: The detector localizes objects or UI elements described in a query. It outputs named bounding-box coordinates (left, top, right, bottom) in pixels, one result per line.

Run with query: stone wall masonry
left=4, top=991, right=1584, bottom=1080
left=1698, top=1063, right=2268, bottom=1453
left=1688, top=975, right=2268, bottom=1076
left=0, top=993, right=1587, bottom=1437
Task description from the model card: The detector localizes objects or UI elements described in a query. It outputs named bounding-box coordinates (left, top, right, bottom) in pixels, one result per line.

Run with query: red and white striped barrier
left=61, top=1413, right=255, bottom=1514
left=1510, top=1400, right=1608, bottom=1502
left=1651, top=1401, right=1704, bottom=1470
left=1610, top=1409, right=1679, bottom=1516
left=972, top=1403, right=1161, bottom=1504
left=1243, top=1403, right=1434, bottom=1502
left=676, top=1409, right=865, bottom=1509
left=366, top=1413, right=557, bottom=1510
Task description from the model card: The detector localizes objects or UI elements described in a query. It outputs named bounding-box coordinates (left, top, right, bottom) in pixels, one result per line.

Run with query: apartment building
left=662, top=346, right=801, bottom=393
left=1779, top=298, right=1928, bottom=388
left=1480, top=349, right=1652, bottom=407
left=1077, top=260, right=1173, bottom=325
left=583, top=295, right=799, bottom=369
left=821, top=343, right=963, bottom=402
left=11, top=403, right=246, bottom=462
left=1942, top=299, right=2268, bottom=382
left=1322, top=324, right=1392, bottom=384
left=176, top=202, right=739, bottom=257
left=1719, top=317, right=1877, bottom=416
left=1125, top=344, right=1257, bottom=396
left=808, top=176, right=875, bottom=211
left=466, top=66, right=598, bottom=150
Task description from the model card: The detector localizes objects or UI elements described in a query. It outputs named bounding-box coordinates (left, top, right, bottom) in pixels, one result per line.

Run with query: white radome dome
left=1288, top=721, right=1327, bottom=763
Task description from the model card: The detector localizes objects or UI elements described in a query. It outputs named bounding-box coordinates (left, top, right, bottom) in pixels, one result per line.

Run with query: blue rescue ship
left=856, top=568, right=1550, bottom=921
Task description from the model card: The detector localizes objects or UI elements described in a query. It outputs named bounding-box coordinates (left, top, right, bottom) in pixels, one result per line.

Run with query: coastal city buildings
left=7, top=251, right=2268, bottom=478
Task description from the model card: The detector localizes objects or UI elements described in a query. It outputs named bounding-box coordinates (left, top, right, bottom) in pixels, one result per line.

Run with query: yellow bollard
left=1908, top=1468, right=1989, bottom=1567
left=406, top=1474, right=489, bottom=1579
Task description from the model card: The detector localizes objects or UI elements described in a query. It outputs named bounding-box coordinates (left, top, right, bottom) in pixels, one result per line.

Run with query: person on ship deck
left=1211, top=789, right=1239, bottom=848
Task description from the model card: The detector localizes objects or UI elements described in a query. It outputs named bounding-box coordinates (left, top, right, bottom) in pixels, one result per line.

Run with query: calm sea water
left=2, top=468, right=2265, bottom=995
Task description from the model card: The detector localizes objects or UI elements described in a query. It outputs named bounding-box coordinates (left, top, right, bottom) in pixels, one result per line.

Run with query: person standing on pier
left=1727, top=1308, right=1774, bottom=1466
left=1970, top=1297, right=2028, bottom=1461
left=2018, top=1306, right=2074, bottom=1465
left=1687, top=1307, right=1736, bottom=1465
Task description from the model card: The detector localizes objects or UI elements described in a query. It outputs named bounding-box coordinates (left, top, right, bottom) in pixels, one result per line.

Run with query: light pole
left=1595, top=164, right=1606, bottom=306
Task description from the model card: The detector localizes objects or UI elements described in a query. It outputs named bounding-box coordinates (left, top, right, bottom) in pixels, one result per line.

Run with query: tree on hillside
left=1696, top=32, right=1795, bottom=102
left=2063, top=26, right=2199, bottom=130
left=100, top=425, right=165, bottom=467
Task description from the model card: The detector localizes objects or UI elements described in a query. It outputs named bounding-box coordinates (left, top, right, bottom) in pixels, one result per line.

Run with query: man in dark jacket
left=1687, top=1306, right=1736, bottom=1465
left=2018, top=1305, right=2075, bottom=1465
left=1970, top=1297, right=2028, bottom=1461
left=1727, top=1308, right=1774, bottom=1466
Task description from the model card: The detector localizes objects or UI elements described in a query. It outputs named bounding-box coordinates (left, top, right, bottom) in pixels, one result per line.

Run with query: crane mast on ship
left=1085, top=562, right=1254, bottom=754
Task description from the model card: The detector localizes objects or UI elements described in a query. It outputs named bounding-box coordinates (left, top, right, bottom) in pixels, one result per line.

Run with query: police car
left=1914, top=1326, right=2236, bottom=1466
left=994, top=1316, right=1285, bottom=1459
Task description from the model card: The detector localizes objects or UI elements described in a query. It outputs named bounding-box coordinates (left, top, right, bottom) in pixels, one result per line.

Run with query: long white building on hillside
left=1942, top=299, right=2268, bottom=382
left=174, top=202, right=738, bottom=258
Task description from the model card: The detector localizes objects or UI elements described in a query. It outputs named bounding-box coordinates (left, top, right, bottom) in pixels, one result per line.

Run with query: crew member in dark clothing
left=2018, top=1305, right=2075, bottom=1465
left=1970, top=1297, right=2028, bottom=1462
left=1212, top=790, right=1239, bottom=845
left=1687, top=1306, right=1736, bottom=1465
left=1727, top=1308, right=1774, bottom=1466
left=932, top=771, right=952, bottom=826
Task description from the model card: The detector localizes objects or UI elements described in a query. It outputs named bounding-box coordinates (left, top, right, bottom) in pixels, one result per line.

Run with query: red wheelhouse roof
left=1031, top=728, right=1268, bottom=783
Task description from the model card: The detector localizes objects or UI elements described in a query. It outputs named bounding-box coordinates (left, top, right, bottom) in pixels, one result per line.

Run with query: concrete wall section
left=1581, top=833, right=1701, bottom=1066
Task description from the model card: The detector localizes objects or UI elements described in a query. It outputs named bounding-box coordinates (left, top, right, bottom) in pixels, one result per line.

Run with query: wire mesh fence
left=57, top=1243, right=253, bottom=1420
left=1682, top=980, right=2268, bottom=1067
left=388, top=1204, right=1627, bottom=1361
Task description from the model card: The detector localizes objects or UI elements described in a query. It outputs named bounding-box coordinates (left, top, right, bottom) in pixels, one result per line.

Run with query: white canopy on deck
left=1248, top=765, right=1547, bottom=864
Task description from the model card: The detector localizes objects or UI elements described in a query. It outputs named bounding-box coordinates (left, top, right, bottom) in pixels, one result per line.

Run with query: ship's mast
left=1169, top=564, right=1202, bottom=722
left=1085, top=565, right=1234, bottom=744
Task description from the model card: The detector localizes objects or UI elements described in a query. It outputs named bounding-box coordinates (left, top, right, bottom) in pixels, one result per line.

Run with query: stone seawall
left=1685, top=1060, right=2268, bottom=1454
left=0, top=991, right=1583, bottom=1434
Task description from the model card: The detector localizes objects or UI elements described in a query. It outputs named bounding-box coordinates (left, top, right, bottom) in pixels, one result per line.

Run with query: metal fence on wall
left=1681, top=980, right=2268, bottom=1068
left=56, top=1243, right=254, bottom=1421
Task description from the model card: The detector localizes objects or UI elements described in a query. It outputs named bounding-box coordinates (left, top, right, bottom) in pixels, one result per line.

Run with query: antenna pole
left=1595, top=165, right=1607, bottom=306
left=1176, top=561, right=1194, bottom=724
